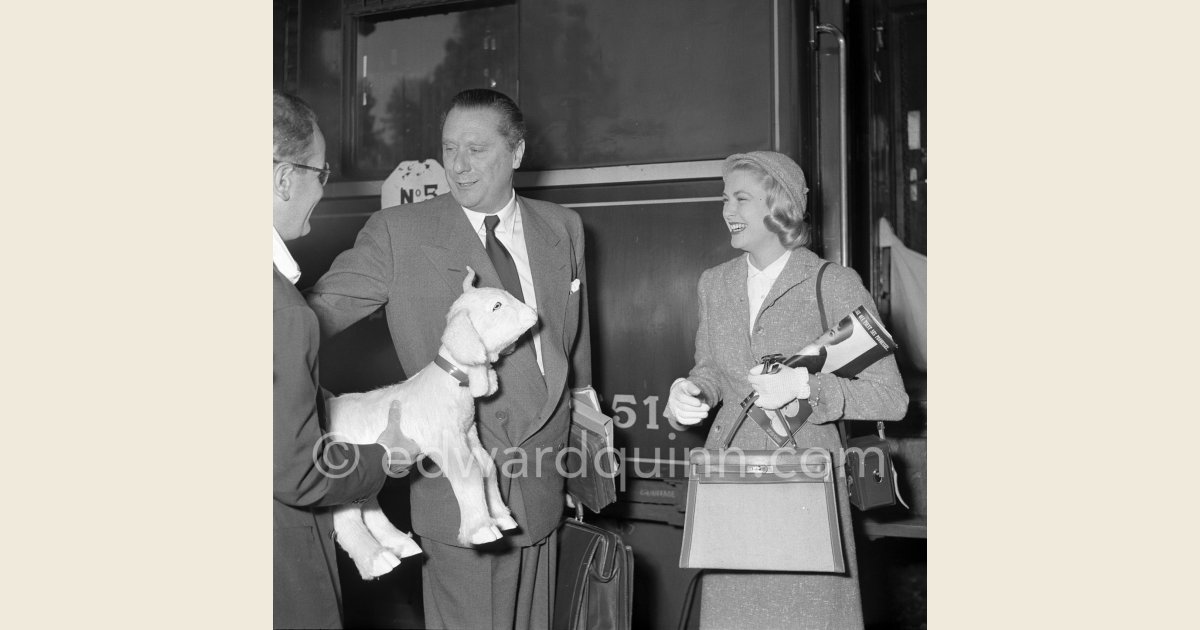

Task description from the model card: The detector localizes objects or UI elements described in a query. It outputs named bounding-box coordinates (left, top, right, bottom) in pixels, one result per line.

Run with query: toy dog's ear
left=443, top=308, right=487, bottom=366
left=462, top=266, right=477, bottom=292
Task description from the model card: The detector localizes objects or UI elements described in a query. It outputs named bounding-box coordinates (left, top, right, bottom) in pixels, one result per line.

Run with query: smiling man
left=272, top=90, right=421, bottom=630
left=307, top=88, right=593, bottom=630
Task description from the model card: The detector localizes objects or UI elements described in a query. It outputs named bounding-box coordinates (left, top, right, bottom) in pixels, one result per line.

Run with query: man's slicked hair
left=274, top=90, right=319, bottom=163
left=443, top=88, right=527, bottom=150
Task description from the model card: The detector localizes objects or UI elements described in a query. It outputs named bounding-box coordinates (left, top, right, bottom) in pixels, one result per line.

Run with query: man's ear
left=511, top=139, right=525, bottom=169
left=273, top=162, right=292, bottom=202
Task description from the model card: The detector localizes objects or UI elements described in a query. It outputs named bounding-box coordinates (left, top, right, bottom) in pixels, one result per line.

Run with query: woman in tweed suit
left=667, top=151, right=909, bottom=629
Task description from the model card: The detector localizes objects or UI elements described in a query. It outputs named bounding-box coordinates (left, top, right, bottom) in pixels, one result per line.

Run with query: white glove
left=747, top=364, right=810, bottom=410
left=666, top=378, right=710, bottom=425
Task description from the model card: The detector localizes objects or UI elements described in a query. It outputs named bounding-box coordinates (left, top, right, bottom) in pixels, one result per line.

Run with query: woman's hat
left=722, top=151, right=809, bottom=215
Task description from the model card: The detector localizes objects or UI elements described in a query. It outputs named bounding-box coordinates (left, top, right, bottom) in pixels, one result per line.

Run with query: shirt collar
left=746, top=249, right=791, bottom=280
left=272, top=227, right=301, bottom=284
left=461, top=190, right=518, bottom=235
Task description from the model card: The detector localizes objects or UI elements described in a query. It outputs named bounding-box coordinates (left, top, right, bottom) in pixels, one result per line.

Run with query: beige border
left=7, top=2, right=269, bottom=627
left=933, top=1, right=1200, bottom=627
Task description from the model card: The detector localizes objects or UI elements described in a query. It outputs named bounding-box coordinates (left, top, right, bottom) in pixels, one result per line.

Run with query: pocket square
left=570, top=278, right=581, bottom=293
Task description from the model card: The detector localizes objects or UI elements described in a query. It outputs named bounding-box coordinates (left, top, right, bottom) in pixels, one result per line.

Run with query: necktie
left=483, top=214, right=525, bottom=302
left=481, top=214, right=545, bottom=439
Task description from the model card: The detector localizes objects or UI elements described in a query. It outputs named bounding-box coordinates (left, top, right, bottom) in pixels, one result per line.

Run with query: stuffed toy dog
left=326, top=267, right=538, bottom=579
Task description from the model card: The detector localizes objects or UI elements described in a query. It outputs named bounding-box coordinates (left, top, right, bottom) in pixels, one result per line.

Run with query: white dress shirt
left=461, top=192, right=544, bottom=374
left=746, top=249, right=792, bottom=332
left=273, top=227, right=301, bottom=285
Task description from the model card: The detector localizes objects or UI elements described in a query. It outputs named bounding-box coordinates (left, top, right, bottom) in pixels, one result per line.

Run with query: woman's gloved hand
left=747, top=363, right=811, bottom=410
left=666, top=378, right=711, bottom=425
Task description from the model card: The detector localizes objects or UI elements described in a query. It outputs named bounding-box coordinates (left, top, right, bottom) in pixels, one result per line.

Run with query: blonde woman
left=667, top=151, right=908, bottom=629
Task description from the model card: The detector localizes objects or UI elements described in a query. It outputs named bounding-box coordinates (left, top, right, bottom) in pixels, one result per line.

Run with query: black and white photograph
left=274, top=1, right=926, bottom=628
left=11, top=1, right=1200, bottom=629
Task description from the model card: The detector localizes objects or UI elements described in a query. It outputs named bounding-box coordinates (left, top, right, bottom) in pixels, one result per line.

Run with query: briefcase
left=554, top=512, right=634, bottom=630
left=679, top=447, right=845, bottom=573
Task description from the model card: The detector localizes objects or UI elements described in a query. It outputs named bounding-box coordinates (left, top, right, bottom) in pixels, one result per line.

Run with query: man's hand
left=376, top=401, right=423, bottom=475
left=747, top=364, right=810, bottom=410
left=666, top=378, right=710, bottom=425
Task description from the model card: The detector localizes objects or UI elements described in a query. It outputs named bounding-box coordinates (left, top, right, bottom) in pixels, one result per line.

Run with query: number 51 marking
left=610, top=394, right=686, bottom=431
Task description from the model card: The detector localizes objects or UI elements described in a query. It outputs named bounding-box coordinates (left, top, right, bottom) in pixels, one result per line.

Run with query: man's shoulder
left=520, top=195, right=576, bottom=217
left=379, top=193, right=457, bottom=218
left=273, top=268, right=306, bottom=311
left=518, top=195, right=581, bottom=234
left=372, top=193, right=458, bottom=231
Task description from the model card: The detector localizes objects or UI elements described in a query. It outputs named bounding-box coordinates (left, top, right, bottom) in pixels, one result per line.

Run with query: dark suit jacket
left=307, top=193, right=592, bottom=548
left=274, top=267, right=390, bottom=629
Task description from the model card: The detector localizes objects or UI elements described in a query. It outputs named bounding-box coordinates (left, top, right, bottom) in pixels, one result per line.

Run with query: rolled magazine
left=783, top=305, right=898, bottom=378
left=745, top=306, right=899, bottom=431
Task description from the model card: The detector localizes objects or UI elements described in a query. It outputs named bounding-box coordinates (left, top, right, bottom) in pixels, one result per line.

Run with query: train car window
left=520, top=0, right=775, bottom=170
left=349, top=1, right=518, bottom=179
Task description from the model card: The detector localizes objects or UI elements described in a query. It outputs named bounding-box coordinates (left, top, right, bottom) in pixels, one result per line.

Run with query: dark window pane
left=521, top=0, right=774, bottom=170
left=351, top=3, right=518, bottom=177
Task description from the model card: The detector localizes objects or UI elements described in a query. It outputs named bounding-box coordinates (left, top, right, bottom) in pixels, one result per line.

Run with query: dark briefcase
left=554, top=512, right=634, bottom=630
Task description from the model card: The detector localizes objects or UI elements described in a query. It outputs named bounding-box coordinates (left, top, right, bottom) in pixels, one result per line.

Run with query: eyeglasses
left=275, top=160, right=331, bottom=186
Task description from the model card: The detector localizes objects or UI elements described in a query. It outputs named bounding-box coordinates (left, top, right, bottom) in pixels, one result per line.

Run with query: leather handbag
left=844, top=423, right=902, bottom=511
left=678, top=399, right=846, bottom=572
left=555, top=508, right=634, bottom=630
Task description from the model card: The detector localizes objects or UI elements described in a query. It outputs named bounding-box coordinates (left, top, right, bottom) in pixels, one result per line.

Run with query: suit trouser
left=421, top=530, right=558, bottom=630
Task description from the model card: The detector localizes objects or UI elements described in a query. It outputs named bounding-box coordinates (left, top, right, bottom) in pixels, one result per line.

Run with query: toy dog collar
left=434, top=354, right=470, bottom=387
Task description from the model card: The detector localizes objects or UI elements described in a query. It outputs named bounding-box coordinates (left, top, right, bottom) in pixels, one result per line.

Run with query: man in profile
left=308, top=88, right=593, bottom=629
left=272, top=90, right=417, bottom=629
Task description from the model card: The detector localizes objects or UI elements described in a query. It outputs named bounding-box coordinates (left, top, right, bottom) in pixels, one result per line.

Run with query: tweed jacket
left=274, top=267, right=390, bottom=629
left=687, top=247, right=908, bottom=455
left=307, top=192, right=592, bottom=548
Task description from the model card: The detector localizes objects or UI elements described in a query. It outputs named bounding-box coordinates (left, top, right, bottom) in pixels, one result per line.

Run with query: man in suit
left=273, top=90, right=419, bottom=629
left=307, top=88, right=593, bottom=630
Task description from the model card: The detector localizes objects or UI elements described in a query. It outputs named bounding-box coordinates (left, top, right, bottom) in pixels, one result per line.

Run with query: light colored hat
left=722, top=151, right=809, bottom=216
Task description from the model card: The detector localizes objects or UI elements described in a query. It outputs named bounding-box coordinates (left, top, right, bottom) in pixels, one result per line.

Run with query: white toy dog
left=326, top=266, right=538, bottom=579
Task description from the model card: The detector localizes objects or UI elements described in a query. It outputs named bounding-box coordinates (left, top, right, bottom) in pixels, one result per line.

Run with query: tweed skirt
left=698, top=469, right=864, bottom=630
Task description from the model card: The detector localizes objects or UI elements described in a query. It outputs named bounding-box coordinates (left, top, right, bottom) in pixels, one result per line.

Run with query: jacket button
left=496, top=411, right=509, bottom=422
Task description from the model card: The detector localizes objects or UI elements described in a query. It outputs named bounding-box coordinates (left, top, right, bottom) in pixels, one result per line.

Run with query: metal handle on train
left=816, top=23, right=849, bottom=267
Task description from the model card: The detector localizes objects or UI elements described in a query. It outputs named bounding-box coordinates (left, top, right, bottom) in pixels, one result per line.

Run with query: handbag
left=678, top=376, right=846, bottom=572
left=554, top=507, right=634, bottom=630
left=844, top=421, right=906, bottom=511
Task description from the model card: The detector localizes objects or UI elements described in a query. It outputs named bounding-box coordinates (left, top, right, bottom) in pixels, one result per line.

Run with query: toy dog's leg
left=332, top=504, right=401, bottom=579
left=468, top=428, right=517, bottom=531
left=433, top=440, right=501, bottom=545
left=361, top=496, right=422, bottom=559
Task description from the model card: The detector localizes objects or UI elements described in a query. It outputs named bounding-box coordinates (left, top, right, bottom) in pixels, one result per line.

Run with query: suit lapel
left=418, top=195, right=507, bottom=295
left=721, top=256, right=758, bottom=366
left=516, top=197, right=571, bottom=444
left=752, top=248, right=821, bottom=330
